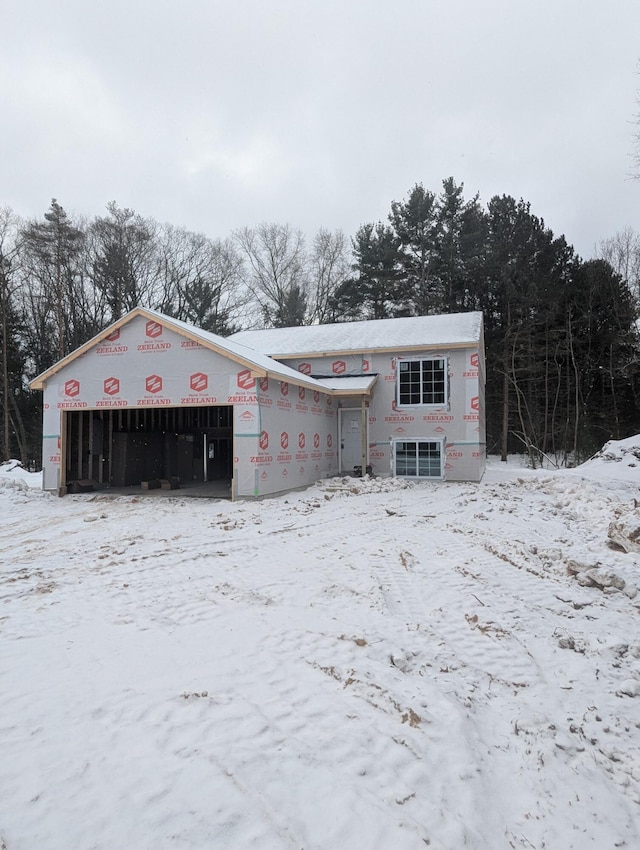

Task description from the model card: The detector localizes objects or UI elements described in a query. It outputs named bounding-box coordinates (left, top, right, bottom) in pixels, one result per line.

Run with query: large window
left=394, top=439, right=444, bottom=479
left=397, top=358, right=447, bottom=406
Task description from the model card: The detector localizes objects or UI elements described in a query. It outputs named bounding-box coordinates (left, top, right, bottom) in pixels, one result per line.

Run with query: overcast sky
left=2, top=0, right=639, bottom=259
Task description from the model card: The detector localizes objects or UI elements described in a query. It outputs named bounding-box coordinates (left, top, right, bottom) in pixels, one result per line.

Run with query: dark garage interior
left=63, top=405, right=233, bottom=493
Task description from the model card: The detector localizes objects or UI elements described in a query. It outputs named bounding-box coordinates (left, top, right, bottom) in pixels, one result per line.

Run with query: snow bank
left=578, top=434, right=640, bottom=483
left=0, top=459, right=43, bottom=491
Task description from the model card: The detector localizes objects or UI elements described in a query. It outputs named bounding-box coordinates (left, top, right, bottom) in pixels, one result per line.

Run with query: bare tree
left=0, top=207, right=21, bottom=460
left=89, top=202, right=158, bottom=323
left=155, top=224, right=248, bottom=335
left=234, top=223, right=309, bottom=327
left=596, top=227, right=640, bottom=304
left=632, top=60, right=640, bottom=178
left=307, top=228, right=351, bottom=324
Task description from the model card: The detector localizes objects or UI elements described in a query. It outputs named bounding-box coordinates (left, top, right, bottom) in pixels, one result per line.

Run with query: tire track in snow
left=355, top=497, right=640, bottom=843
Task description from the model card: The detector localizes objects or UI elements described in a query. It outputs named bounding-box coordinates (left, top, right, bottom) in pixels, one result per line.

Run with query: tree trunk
left=1, top=271, right=9, bottom=460
left=501, top=364, right=509, bottom=462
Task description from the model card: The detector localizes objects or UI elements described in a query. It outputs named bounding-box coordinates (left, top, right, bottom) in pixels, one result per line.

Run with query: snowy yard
left=1, top=446, right=640, bottom=849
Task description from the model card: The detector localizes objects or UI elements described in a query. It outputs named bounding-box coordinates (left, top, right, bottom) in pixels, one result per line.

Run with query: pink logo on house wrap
left=104, top=377, right=120, bottom=396
left=298, top=433, right=305, bottom=449
left=259, top=430, right=269, bottom=451
left=259, top=376, right=269, bottom=392
left=106, top=328, right=121, bottom=342
left=64, top=379, right=80, bottom=397
left=327, top=434, right=333, bottom=448
left=332, top=360, right=346, bottom=374
left=281, top=432, right=289, bottom=450
left=471, top=396, right=479, bottom=411
left=298, top=386, right=306, bottom=401
left=313, top=433, right=320, bottom=449
left=313, top=390, right=320, bottom=404
left=237, top=369, right=256, bottom=390
left=146, top=320, right=163, bottom=339
left=470, top=353, right=479, bottom=368
left=190, top=372, right=208, bottom=392
left=298, top=362, right=311, bottom=375
left=280, top=381, right=289, bottom=396
left=146, top=374, right=162, bottom=394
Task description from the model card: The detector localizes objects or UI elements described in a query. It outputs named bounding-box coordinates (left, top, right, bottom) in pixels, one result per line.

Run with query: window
left=394, top=439, right=444, bottom=479
left=397, top=358, right=447, bottom=406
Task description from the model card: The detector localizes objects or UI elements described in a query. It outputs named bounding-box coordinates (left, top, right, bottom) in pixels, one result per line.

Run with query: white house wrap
left=30, top=308, right=485, bottom=498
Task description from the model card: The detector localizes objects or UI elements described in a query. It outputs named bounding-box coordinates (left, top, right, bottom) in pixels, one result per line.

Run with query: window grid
left=398, top=358, right=446, bottom=406
left=394, top=440, right=443, bottom=479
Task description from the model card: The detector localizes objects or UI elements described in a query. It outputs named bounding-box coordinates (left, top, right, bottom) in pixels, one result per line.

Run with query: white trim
left=339, top=407, right=368, bottom=473
left=395, top=356, right=449, bottom=408
left=391, top=436, right=445, bottom=480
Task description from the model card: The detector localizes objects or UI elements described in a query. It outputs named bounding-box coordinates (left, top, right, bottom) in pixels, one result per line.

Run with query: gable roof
left=29, top=307, right=354, bottom=394
left=229, top=311, right=483, bottom=358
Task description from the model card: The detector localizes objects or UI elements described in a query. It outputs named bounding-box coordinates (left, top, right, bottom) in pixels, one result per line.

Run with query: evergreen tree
left=20, top=199, right=87, bottom=365
left=434, top=178, right=487, bottom=313
left=564, top=258, right=640, bottom=451
left=389, top=184, right=439, bottom=315
left=333, top=222, right=402, bottom=320
left=482, top=195, right=575, bottom=462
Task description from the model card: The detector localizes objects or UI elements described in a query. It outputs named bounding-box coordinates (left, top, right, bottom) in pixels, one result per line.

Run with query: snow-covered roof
left=139, top=309, right=324, bottom=391
left=314, top=375, right=378, bottom=395
left=29, top=308, right=321, bottom=393
left=29, top=308, right=377, bottom=396
left=229, top=312, right=483, bottom=357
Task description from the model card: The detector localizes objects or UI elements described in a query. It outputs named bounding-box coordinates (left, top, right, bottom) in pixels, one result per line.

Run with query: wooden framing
left=360, top=396, right=368, bottom=478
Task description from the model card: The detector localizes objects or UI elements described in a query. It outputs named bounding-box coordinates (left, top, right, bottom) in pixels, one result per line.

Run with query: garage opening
left=63, top=406, right=233, bottom=494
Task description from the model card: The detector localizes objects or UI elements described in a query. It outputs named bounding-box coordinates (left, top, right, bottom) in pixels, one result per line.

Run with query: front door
left=339, top=408, right=364, bottom=473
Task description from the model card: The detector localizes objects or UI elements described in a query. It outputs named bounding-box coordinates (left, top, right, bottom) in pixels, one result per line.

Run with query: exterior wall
left=37, top=314, right=485, bottom=494
left=240, top=378, right=339, bottom=498
left=42, top=399, right=63, bottom=492
left=278, top=346, right=486, bottom=483
left=39, top=316, right=272, bottom=494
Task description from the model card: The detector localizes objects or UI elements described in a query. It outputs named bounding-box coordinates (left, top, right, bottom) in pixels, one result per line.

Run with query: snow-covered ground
left=1, top=442, right=640, bottom=849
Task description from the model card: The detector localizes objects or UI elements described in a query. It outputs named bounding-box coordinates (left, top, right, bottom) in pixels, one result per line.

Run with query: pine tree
left=20, top=199, right=86, bottom=363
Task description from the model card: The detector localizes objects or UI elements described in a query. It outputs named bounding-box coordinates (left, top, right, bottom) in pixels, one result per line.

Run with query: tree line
left=1, top=181, right=639, bottom=469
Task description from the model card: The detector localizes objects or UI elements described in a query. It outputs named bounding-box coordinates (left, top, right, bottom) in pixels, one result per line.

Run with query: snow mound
left=578, top=435, right=640, bottom=483
left=0, top=459, right=43, bottom=490
left=566, top=556, right=638, bottom=599
left=317, top=474, right=416, bottom=496
left=608, top=502, right=640, bottom=554
left=0, top=458, right=24, bottom=473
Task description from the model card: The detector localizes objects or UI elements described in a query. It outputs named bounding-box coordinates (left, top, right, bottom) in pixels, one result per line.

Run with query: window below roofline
left=396, top=356, right=449, bottom=408
left=392, top=437, right=445, bottom=480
